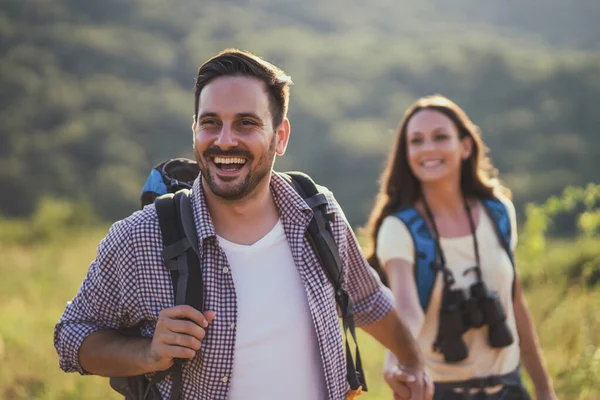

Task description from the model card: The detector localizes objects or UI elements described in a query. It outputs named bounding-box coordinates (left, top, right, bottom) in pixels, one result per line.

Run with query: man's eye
left=201, top=119, right=219, bottom=126
left=239, top=120, right=257, bottom=127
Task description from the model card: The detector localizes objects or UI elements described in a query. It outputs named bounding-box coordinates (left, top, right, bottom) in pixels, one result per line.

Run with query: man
left=54, top=49, right=432, bottom=400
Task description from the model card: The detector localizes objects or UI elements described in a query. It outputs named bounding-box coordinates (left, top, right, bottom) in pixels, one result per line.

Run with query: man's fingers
left=164, top=344, right=196, bottom=360
left=162, top=331, right=202, bottom=351
left=386, top=379, right=411, bottom=400
left=148, top=341, right=197, bottom=371
left=392, top=368, right=416, bottom=383
left=151, top=306, right=215, bottom=370
left=386, top=365, right=431, bottom=400
left=424, top=373, right=434, bottom=400
left=204, top=310, right=216, bottom=324
left=160, top=306, right=215, bottom=328
left=162, top=319, right=206, bottom=342
left=385, top=367, right=412, bottom=400
left=408, top=381, right=425, bottom=400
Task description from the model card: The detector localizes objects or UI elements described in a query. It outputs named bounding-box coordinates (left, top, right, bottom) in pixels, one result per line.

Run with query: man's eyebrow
left=235, top=112, right=263, bottom=121
left=198, top=112, right=219, bottom=120
left=198, top=112, right=263, bottom=120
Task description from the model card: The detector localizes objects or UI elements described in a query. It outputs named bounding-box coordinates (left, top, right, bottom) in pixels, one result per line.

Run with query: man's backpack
left=109, top=159, right=366, bottom=399
left=393, top=199, right=515, bottom=312
left=140, top=158, right=200, bottom=206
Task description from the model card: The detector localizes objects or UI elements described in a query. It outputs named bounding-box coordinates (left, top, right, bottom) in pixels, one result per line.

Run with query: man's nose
left=214, top=124, right=238, bottom=149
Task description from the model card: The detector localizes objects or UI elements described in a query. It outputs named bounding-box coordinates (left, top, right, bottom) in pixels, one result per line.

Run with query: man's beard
left=195, top=134, right=277, bottom=201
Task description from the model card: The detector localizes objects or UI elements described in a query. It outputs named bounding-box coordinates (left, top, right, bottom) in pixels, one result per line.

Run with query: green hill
left=1, top=0, right=599, bottom=229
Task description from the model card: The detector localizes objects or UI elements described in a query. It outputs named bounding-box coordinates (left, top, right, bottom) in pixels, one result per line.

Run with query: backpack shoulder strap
left=393, top=207, right=438, bottom=313
left=280, top=171, right=343, bottom=286
left=155, top=190, right=204, bottom=310
left=279, top=171, right=367, bottom=393
left=154, top=189, right=204, bottom=400
left=481, top=198, right=516, bottom=296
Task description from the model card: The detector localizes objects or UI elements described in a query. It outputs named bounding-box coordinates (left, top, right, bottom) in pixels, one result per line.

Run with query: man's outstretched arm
left=333, top=203, right=431, bottom=399
left=361, top=309, right=423, bottom=372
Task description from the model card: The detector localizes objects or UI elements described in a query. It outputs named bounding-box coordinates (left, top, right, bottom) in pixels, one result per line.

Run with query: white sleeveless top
left=376, top=197, right=521, bottom=383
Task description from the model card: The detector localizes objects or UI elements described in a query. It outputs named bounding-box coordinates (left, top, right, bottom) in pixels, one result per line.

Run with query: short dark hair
left=194, top=49, right=293, bottom=128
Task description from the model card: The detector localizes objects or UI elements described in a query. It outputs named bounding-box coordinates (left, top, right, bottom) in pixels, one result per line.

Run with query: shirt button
left=222, top=376, right=229, bottom=383
left=223, top=267, right=230, bottom=274
left=230, top=323, right=236, bottom=330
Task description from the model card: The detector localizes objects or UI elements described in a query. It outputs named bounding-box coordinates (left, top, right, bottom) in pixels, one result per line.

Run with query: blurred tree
left=0, top=0, right=598, bottom=231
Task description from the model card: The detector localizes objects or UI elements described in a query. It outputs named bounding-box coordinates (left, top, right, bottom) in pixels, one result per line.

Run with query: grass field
left=1, top=219, right=598, bottom=399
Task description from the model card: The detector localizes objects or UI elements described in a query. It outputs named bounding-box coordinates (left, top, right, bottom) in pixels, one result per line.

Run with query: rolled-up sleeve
left=323, top=191, right=394, bottom=327
left=342, top=220, right=394, bottom=327
left=53, top=218, right=137, bottom=374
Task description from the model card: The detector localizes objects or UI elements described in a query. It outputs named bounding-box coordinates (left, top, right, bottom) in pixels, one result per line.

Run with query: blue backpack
left=394, top=198, right=515, bottom=312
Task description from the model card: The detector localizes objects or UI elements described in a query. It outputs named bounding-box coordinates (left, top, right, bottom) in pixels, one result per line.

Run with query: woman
left=364, top=95, right=556, bottom=400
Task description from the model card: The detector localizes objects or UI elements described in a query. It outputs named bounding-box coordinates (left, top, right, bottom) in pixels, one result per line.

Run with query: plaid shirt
left=54, top=173, right=394, bottom=400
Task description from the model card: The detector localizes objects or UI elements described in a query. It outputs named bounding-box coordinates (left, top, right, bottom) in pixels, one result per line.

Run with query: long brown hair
left=364, top=94, right=511, bottom=285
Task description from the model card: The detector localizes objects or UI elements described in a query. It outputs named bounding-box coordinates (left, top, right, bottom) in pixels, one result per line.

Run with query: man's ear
left=192, top=115, right=197, bottom=132
left=275, top=118, right=291, bottom=156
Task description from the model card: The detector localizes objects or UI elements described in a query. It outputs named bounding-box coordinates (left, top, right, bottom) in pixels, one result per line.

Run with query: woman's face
left=405, top=108, right=472, bottom=185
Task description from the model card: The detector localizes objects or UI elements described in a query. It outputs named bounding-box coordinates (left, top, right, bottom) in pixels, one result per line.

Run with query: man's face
left=193, top=76, right=289, bottom=201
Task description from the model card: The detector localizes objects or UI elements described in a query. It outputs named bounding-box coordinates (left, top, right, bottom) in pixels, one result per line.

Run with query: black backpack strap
left=282, top=172, right=344, bottom=285
left=279, top=171, right=367, bottom=392
left=154, top=190, right=204, bottom=400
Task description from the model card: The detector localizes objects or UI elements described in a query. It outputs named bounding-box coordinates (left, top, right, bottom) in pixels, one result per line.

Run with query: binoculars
left=434, top=280, right=514, bottom=363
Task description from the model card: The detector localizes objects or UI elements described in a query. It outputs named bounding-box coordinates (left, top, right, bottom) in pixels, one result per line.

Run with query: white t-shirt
left=376, top=197, right=521, bottom=383
left=217, top=220, right=327, bottom=400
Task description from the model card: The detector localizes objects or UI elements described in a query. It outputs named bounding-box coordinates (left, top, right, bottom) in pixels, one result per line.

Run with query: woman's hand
left=384, top=351, right=434, bottom=400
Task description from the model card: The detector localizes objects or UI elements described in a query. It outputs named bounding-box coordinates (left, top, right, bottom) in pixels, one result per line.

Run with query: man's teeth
left=422, top=160, right=443, bottom=167
left=214, top=157, right=246, bottom=164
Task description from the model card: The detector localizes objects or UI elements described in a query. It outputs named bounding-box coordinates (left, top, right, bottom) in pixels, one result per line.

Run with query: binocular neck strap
left=422, top=197, right=483, bottom=285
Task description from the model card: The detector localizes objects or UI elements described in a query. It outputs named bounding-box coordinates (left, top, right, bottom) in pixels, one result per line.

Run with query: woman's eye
left=410, top=138, right=423, bottom=145
left=434, top=134, right=448, bottom=141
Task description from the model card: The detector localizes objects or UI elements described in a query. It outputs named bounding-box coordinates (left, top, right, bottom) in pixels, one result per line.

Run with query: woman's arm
left=385, top=258, right=426, bottom=338
left=513, top=276, right=557, bottom=400
left=382, top=258, right=429, bottom=399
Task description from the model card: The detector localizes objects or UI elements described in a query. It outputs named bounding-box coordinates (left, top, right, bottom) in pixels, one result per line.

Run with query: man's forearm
left=79, top=329, right=154, bottom=377
left=361, top=309, right=424, bottom=370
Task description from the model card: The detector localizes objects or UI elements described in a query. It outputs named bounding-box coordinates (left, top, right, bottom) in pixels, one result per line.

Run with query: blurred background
left=0, top=0, right=598, bottom=399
